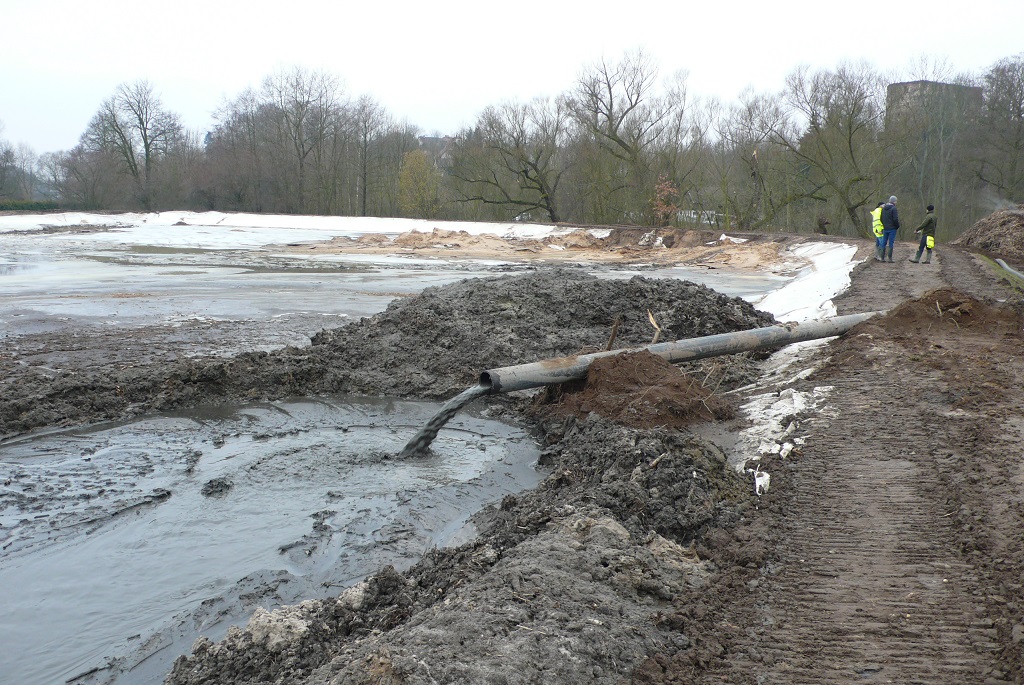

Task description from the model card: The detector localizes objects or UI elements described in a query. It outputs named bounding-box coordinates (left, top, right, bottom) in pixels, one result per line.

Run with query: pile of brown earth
left=952, top=204, right=1024, bottom=262
left=535, top=350, right=736, bottom=429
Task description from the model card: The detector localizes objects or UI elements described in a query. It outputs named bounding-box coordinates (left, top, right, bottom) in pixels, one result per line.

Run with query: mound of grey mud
left=1, top=268, right=775, bottom=435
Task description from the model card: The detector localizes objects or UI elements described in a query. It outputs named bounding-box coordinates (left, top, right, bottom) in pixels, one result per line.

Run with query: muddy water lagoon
left=1, top=395, right=541, bottom=685
left=0, top=213, right=785, bottom=342
left=0, top=214, right=795, bottom=685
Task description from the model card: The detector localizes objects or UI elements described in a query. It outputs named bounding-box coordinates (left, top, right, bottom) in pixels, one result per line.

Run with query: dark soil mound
left=952, top=205, right=1024, bottom=262
left=309, top=267, right=776, bottom=399
left=167, top=414, right=752, bottom=685
left=536, top=350, right=735, bottom=428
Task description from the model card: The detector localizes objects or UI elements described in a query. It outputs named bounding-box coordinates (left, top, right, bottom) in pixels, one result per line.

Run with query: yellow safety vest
left=870, top=207, right=884, bottom=237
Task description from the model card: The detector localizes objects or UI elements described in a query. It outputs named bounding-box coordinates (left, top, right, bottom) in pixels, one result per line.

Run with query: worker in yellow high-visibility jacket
left=870, top=202, right=885, bottom=261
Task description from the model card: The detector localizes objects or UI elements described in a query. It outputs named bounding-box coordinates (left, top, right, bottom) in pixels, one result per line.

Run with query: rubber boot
left=922, top=248, right=932, bottom=264
left=875, top=244, right=883, bottom=262
left=909, top=246, right=922, bottom=263
left=885, top=246, right=894, bottom=262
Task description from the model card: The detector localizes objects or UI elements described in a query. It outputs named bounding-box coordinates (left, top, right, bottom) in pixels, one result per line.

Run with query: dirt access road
left=676, top=243, right=1024, bottom=685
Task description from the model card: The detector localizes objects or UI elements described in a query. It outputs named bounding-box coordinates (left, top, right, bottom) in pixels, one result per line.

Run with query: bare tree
left=569, top=50, right=668, bottom=167
left=372, top=123, right=421, bottom=216
left=975, top=53, right=1024, bottom=202
left=0, top=143, right=14, bottom=200
left=81, top=80, right=183, bottom=209
left=568, top=50, right=670, bottom=221
left=351, top=96, right=389, bottom=216
left=760, top=63, right=894, bottom=233
left=707, top=91, right=799, bottom=230
left=12, top=143, right=38, bottom=199
left=260, top=67, right=346, bottom=213
left=207, top=87, right=272, bottom=211
left=652, top=71, right=712, bottom=225
left=204, top=70, right=415, bottom=216
left=37, top=151, right=69, bottom=200
left=0, top=121, right=15, bottom=199
left=450, top=97, right=571, bottom=222
left=59, top=146, right=131, bottom=208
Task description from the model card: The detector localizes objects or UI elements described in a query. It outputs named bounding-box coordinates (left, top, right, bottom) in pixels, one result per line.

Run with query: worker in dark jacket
left=909, top=204, right=937, bottom=264
left=880, top=195, right=900, bottom=262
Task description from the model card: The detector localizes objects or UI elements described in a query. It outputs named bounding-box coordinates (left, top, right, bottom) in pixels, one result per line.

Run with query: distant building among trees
left=885, top=79, right=983, bottom=127
left=416, top=136, right=455, bottom=171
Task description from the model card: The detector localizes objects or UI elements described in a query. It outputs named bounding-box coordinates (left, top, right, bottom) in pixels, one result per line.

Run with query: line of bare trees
left=3, top=52, right=1023, bottom=238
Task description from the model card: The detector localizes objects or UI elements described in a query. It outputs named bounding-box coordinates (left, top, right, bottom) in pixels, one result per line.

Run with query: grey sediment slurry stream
left=399, top=384, right=491, bottom=458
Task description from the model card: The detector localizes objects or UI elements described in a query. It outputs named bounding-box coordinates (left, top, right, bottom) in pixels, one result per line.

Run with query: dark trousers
left=914, top=234, right=934, bottom=261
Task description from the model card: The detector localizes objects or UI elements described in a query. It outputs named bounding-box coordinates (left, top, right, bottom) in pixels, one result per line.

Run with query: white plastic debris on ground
left=639, top=230, right=669, bottom=247
left=753, top=241, right=858, bottom=322
left=706, top=233, right=749, bottom=246
left=735, top=384, right=837, bottom=468
left=736, top=241, right=862, bottom=495
left=751, top=468, right=771, bottom=496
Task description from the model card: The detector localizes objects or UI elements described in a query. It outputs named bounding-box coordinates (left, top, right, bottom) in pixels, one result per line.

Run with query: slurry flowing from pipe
left=399, top=384, right=491, bottom=458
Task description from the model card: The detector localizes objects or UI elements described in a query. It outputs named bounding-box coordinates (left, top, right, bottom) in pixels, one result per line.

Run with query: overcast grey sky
left=3, top=0, right=1023, bottom=154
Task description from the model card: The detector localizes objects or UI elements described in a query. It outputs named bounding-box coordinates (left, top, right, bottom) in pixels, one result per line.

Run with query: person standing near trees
left=880, top=196, right=900, bottom=262
left=909, top=204, right=937, bottom=264
left=871, top=201, right=885, bottom=261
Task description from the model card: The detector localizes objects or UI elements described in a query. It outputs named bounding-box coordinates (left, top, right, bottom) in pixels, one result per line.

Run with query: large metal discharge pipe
left=480, top=311, right=880, bottom=395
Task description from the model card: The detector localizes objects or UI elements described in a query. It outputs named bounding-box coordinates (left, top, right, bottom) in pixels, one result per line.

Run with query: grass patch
left=978, top=254, right=1024, bottom=293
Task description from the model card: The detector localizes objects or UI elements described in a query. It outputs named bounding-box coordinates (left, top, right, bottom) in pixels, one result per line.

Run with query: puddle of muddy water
left=0, top=395, right=542, bottom=685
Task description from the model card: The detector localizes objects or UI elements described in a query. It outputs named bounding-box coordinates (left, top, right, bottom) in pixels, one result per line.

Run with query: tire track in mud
left=744, top=371, right=996, bottom=684
left=699, top=405, right=1003, bottom=681
left=834, top=242, right=945, bottom=316
left=694, top=245, right=1019, bottom=685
